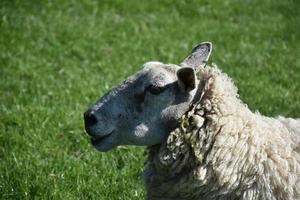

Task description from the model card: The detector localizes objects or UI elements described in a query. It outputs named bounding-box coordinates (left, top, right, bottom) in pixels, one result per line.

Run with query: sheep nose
left=84, top=110, right=98, bottom=131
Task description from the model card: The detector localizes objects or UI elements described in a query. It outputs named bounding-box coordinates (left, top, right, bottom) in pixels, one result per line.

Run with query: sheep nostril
left=84, top=110, right=98, bottom=127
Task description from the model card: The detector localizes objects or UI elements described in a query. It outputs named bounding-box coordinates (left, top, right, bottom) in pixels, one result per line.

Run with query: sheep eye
left=148, top=85, right=163, bottom=95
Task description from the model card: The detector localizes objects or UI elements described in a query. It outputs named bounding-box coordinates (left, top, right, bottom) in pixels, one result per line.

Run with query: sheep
left=84, top=42, right=300, bottom=200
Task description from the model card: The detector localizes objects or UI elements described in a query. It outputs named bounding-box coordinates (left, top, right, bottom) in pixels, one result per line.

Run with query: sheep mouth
left=90, top=133, right=112, bottom=146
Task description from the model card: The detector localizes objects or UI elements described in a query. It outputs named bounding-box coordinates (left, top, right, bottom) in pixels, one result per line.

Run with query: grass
left=0, top=0, right=299, bottom=199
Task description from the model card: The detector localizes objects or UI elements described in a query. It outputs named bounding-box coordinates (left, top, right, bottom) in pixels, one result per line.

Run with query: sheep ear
left=181, top=42, right=212, bottom=69
left=177, top=67, right=196, bottom=92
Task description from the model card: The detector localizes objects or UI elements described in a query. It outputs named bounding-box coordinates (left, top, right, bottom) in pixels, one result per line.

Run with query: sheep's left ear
left=177, top=67, right=196, bottom=92
left=181, top=42, right=212, bottom=69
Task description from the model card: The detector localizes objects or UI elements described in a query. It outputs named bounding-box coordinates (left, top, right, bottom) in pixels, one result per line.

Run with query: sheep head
left=84, top=42, right=212, bottom=151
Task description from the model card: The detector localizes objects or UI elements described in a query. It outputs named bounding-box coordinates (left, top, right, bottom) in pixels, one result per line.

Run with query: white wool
left=144, top=65, right=300, bottom=200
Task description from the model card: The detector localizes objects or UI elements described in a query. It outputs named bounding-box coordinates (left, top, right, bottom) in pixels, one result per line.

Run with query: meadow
left=0, top=0, right=299, bottom=199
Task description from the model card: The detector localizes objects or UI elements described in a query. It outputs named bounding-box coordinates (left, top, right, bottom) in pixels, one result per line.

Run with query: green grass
left=0, top=0, right=299, bottom=199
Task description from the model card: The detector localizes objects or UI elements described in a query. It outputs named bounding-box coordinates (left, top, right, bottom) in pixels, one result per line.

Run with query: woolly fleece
left=144, top=65, right=300, bottom=200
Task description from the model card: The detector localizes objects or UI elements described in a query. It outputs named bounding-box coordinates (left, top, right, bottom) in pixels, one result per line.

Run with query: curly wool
left=144, top=65, right=300, bottom=200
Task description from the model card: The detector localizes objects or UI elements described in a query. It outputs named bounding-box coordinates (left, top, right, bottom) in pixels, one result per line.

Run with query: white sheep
left=84, top=42, right=300, bottom=200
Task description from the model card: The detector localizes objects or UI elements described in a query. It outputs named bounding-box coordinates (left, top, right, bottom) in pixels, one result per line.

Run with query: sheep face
left=84, top=42, right=212, bottom=151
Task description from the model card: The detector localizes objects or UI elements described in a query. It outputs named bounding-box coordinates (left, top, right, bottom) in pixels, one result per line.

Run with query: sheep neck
left=144, top=65, right=256, bottom=199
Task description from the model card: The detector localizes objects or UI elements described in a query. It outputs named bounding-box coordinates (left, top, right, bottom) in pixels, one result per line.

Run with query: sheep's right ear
left=177, top=67, right=196, bottom=92
left=180, top=42, right=212, bottom=70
